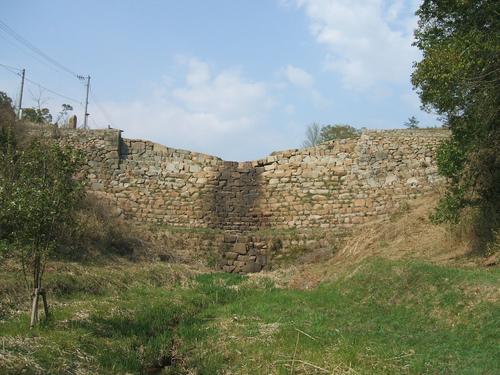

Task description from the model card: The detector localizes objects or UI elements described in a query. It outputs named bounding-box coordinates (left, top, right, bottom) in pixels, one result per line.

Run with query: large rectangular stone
left=233, top=242, right=247, bottom=254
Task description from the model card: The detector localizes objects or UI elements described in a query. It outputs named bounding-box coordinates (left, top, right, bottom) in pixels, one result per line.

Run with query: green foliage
left=320, top=124, right=360, bottom=141
left=404, top=116, right=420, bottom=129
left=412, top=0, right=500, bottom=243
left=431, top=187, right=465, bottom=224
left=9, top=140, right=84, bottom=247
left=0, top=259, right=498, bottom=373
left=303, top=123, right=360, bottom=147
left=22, top=107, right=52, bottom=124
left=435, top=139, right=466, bottom=181
left=0, top=121, right=84, bottom=325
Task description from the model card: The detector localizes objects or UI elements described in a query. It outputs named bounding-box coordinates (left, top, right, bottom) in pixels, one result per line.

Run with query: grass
left=1, top=258, right=498, bottom=374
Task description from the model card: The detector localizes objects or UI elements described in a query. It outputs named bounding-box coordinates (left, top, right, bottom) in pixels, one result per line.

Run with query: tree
left=0, top=130, right=84, bottom=327
left=404, top=116, right=420, bottom=129
left=0, top=91, right=14, bottom=111
left=320, top=124, right=360, bottom=141
left=22, top=107, right=52, bottom=124
left=22, top=88, right=53, bottom=124
left=302, top=122, right=322, bottom=147
left=412, top=0, right=499, bottom=249
left=0, top=91, right=16, bottom=129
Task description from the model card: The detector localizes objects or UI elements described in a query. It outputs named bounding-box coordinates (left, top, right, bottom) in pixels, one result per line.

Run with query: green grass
left=0, top=258, right=499, bottom=374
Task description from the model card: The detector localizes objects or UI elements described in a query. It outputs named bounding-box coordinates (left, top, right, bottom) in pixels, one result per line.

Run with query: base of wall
left=145, top=224, right=350, bottom=274
left=219, top=227, right=350, bottom=273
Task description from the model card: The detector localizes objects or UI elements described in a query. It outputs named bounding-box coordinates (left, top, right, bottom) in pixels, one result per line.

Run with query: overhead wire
left=0, top=62, right=22, bottom=79
left=0, top=20, right=116, bottom=128
left=0, top=64, right=20, bottom=106
left=0, top=31, right=63, bottom=74
left=0, top=63, right=22, bottom=74
left=0, top=18, right=80, bottom=79
left=23, top=76, right=83, bottom=105
left=1, top=62, right=83, bottom=107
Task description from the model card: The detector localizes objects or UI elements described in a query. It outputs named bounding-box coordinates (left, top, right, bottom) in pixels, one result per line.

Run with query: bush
left=412, top=0, right=499, bottom=253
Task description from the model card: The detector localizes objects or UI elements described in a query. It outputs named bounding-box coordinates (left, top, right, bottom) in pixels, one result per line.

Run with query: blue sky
left=0, top=0, right=437, bottom=161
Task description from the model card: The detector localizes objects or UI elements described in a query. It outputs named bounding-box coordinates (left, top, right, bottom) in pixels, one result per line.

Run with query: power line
left=24, top=76, right=83, bottom=105
left=0, top=31, right=73, bottom=75
left=1, top=63, right=84, bottom=108
left=0, top=18, right=80, bottom=79
left=0, top=20, right=115, bottom=129
left=0, top=62, right=21, bottom=76
left=0, top=62, right=21, bottom=72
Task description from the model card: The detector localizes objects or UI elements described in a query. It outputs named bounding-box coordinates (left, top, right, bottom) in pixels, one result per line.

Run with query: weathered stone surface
left=224, top=252, right=239, bottom=260
left=233, top=243, right=247, bottom=255
left=243, top=262, right=262, bottom=273
left=38, top=127, right=448, bottom=274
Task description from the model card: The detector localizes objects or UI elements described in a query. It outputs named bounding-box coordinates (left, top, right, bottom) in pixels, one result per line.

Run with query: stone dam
left=50, top=128, right=449, bottom=273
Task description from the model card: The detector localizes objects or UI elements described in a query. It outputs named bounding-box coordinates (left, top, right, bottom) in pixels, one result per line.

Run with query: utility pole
left=17, top=68, right=25, bottom=119
left=78, top=75, right=90, bottom=129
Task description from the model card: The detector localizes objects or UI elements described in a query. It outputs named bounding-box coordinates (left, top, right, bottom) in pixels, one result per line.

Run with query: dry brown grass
left=253, top=193, right=495, bottom=289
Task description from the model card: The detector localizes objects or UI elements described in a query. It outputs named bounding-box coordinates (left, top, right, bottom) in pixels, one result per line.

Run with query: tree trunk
left=30, top=288, right=39, bottom=329
left=41, top=289, right=49, bottom=318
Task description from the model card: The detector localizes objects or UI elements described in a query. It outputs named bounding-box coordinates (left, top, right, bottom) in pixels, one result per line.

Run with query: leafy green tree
left=302, top=122, right=322, bottom=147
left=0, top=130, right=84, bottom=327
left=22, top=107, right=53, bottom=124
left=320, top=124, right=360, bottom=141
left=412, top=0, right=499, bottom=249
left=404, top=116, right=420, bottom=129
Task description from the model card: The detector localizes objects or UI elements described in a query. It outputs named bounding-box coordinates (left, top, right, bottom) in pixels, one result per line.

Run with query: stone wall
left=48, top=127, right=449, bottom=273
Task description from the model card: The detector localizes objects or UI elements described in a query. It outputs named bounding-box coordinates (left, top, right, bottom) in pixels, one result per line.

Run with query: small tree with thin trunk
left=302, top=122, right=322, bottom=148
left=404, top=116, right=420, bottom=129
left=0, top=128, right=83, bottom=327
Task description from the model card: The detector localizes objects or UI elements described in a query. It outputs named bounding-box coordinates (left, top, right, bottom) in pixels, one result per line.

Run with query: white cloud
left=185, top=58, right=211, bottom=86
left=91, top=58, right=282, bottom=160
left=285, top=64, right=314, bottom=88
left=174, top=59, right=272, bottom=119
left=283, top=64, right=327, bottom=107
left=292, top=0, right=419, bottom=90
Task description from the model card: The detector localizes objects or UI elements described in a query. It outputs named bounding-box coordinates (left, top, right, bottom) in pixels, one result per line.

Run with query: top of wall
left=264, top=128, right=449, bottom=162
left=28, top=124, right=450, bottom=166
left=50, top=126, right=449, bottom=164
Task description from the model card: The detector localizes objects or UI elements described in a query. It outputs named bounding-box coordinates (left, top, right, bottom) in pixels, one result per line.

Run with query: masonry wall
left=48, top=127, right=448, bottom=273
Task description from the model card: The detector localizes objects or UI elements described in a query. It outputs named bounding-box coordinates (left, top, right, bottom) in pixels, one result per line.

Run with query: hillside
left=1, top=195, right=498, bottom=374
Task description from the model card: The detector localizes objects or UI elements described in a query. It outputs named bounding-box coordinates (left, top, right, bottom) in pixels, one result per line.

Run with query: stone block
left=243, top=262, right=262, bottom=273
left=223, top=265, right=236, bottom=273
left=353, top=199, right=365, bottom=207
left=233, top=242, right=247, bottom=254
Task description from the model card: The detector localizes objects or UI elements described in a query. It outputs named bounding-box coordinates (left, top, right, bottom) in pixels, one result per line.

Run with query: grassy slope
left=1, top=195, right=499, bottom=374
left=0, top=259, right=498, bottom=374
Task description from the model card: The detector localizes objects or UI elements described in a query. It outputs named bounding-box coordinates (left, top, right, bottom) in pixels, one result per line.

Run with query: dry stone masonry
left=50, top=127, right=449, bottom=273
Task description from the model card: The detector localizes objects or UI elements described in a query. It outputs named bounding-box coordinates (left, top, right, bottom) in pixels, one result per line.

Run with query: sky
left=0, top=0, right=438, bottom=161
